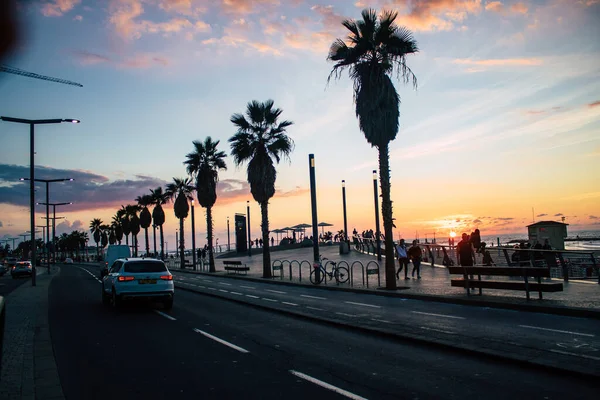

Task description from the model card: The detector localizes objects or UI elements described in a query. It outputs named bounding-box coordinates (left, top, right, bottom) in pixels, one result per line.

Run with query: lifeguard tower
left=527, top=221, right=568, bottom=250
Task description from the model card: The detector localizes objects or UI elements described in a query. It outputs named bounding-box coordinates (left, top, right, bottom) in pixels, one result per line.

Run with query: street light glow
left=342, top=180, right=345, bottom=188
left=63, top=119, right=80, bottom=123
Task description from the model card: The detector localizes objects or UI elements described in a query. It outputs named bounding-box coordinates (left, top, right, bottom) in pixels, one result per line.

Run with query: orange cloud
left=485, top=1, right=503, bottom=12
left=71, top=50, right=169, bottom=69
left=391, top=0, right=484, bottom=31
left=485, top=1, right=528, bottom=15
left=41, top=0, right=81, bottom=17
left=588, top=100, right=600, bottom=108
left=220, top=0, right=280, bottom=14
left=511, top=2, right=528, bottom=14
left=453, top=57, right=543, bottom=66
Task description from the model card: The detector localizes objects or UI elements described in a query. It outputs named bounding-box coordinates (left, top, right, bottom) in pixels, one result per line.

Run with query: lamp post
left=1, top=116, right=79, bottom=286
left=191, top=199, right=197, bottom=270
left=247, top=201, right=251, bottom=257
left=373, top=170, right=382, bottom=262
left=36, top=225, right=47, bottom=262
left=309, top=154, right=320, bottom=281
left=342, top=180, right=348, bottom=242
left=227, top=216, right=230, bottom=252
left=23, top=177, right=73, bottom=273
left=38, top=202, right=71, bottom=266
left=175, top=230, right=179, bottom=258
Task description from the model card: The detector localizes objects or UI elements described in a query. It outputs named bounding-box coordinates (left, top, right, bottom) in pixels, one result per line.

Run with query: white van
left=100, top=245, right=131, bottom=278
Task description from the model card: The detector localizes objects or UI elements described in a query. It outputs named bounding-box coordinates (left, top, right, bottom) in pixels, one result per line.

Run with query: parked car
left=64, top=258, right=73, bottom=264
left=11, top=261, right=33, bottom=279
left=101, top=258, right=173, bottom=310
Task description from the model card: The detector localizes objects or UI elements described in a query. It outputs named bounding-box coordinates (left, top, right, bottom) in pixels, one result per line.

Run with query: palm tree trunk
left=144, top=228, right=150, bottom=256
left=206, top=206, right=215, bottom=273
left=179, top=218, right=185, bottom=269
left=153, top=226, right=157, bottom=257
left=260, top=201, right=272, bottom=278
left=125, top=234, right=129, bottom=246
left=96, top=242, right=99, bottom=261
left=159, top=225, right=165, bottom=260
left=378, top=143, right=397, bottom=290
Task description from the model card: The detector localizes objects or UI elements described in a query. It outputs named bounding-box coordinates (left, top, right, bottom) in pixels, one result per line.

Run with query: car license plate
left=138, top=279, right=157, bottom=284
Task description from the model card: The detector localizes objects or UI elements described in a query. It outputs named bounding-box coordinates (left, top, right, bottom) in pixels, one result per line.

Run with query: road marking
left=262, top=298, right=278, bottom=302
left=344, top=301, right=381, bottom=309
left=246, top=294, right=260, bottom=299
left=265, top=289, right=287, bottom=294
left=230, top=291, right=243, bottom=295
left=549, top=349, right=600, bottom=361
left=289, top=370, right=367, bottom=400
left=336, top=312, right=356, bottom=317
left=518, top=325, right=595, bottom=337
left=198, top=285, right=206, bottom=289
left=301, top=294, right=327, bottom=300
left=306, top=306, right=324, bottom=311
left=193, top=329, right=249, bottom=354
left=154, top=310, right=176, bottom=321
left=219, top=289, right=229, bottom=293
left=282, top=302, right=298, bottom=306
left=219, top=282, right=232, bottom=286
left=411, top=311, right=465, bottom=320
left=420, top=326, right=456, bottom=335
left=76, top=267, right=102, bottom=283
left=240, top=285, right=255, bottom=289
left=208, top=287, right=218, bottom=291
left=371, top=318, right=391, bottom=324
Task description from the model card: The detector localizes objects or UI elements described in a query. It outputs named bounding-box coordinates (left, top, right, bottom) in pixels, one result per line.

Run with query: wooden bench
left=223, top=260, right=249, bottom=275
left=448, top=266, right=563, bottom=300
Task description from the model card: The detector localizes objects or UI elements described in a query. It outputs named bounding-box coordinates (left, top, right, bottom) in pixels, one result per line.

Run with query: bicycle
left=310, top=255, right=349, bottom=284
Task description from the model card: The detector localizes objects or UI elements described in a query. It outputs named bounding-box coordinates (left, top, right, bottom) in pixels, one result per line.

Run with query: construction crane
left=0, top=64, right=83, bottom=87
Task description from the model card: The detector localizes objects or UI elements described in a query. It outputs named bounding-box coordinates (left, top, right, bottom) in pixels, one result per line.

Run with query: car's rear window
left=123, top=261, right=167, bottom=273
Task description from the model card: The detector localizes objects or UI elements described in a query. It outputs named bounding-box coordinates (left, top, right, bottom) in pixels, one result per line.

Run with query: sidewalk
left=0, top=268, right=64, bottom=400
left=171, top=246, right=600, bottom=318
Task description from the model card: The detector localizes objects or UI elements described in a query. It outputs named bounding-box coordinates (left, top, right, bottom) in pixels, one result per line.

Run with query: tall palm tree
left=184, top=137, right=228, bottom=273
left=124, top=204, right=141, bottom=257
left=229, top=100, right=294, bottom=278
left=136, top=194, right=153, bottom=256
left=112, top=213, right=123, bottom=244
left=165, top=177, right=194, bottom=268
left=117, top=207, right=130, bottom=247
left=150, top=186, right=169, bottom=259
left=327, top=9, right=418, bottom=290
left=89, top=218, right=103, bottom=261
left=100, top=224, right=110, bottom=250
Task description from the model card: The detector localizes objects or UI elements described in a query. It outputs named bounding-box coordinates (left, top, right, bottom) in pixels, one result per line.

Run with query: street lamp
left=247, top=201, right=251, bottom=257
left=191, top=199, right=197, bottom=270
left=38, top=202, right=71, bottom=264
left=227, top=216, right=230, bottom=252
left=1, top=116, right=79, bottom=286
left=373, top=170, right=382, bottom=262
left=175, top=229, right=179, bottom=258
left=23, top=177, right=73, bottom=273
left=342, top=180, right=348, bottom=243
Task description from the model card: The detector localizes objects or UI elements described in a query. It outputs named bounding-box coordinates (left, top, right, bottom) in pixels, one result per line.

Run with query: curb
left=172, top=268, right=600, bottom=320
left=174, top=282, right=600, bottom=380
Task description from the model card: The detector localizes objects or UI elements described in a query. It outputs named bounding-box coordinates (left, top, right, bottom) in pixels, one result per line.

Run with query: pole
left=342, top=180, right=348, bottom=242
left=309, top=154, right=320, bottom=282
left=30, top=123, right=36, bottom=286
left=175, top=230, right=178, bottom=258
left=247, top=201, right=251, bottom=257
left=227, top=217, right=230, bottom=252
left=153, top=225, right=157, bottom=258
left=191, top=201, right=197, bottom=270
left=46, top=181, right=50, bottom=273
left=52, top=206, right=56, bottom=265
left=373, top=170, right=382, bottom=262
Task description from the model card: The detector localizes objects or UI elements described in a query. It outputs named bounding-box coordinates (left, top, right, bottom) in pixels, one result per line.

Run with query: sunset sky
left=1, top=0, right=599, bottom=250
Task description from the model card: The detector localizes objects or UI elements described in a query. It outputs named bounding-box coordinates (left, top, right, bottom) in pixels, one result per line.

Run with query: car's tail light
left=118, top=276, right=135, bottom=282
left=160, top=275, right=173, bottom=281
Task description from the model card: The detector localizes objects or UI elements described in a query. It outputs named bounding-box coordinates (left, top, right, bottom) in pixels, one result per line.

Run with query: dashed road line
left=289, top=370, right=367, bottom=400
left=420, top=326, right=456, bottom=335
left=262, top=298, right=278, bottom=303
left=518, top=325, right=594, bottom=337
left=336, top=312, right=356, bottom=317
left=154, top=310, right=176, bottom=321
left=371, top=318, right=391, bottom=324
left=306, top=306, right=324, bottom=311
left=193, top=329, right=249, bottom=354
left=411, top=311, right=465, bottom=320
left=282, top=302, right=298, bottom=306
left=246, top=294, right=259, bottom=299
left=76, top=266, right=102, bottom=283
left=344, top=301, right=380, bottom=309
left=208, top=287, right=218, bottom=291
left=198, top=285, right=206, bottom=289
left=300, top=294, right=327, bottom=300
left=230, top=291, right=243, bottom=295
left=265, top=289, right=287, bottom=294
left=219, top=289, right=229, bottom=293
left=549, top=349, right=600, bottom=361
left=219, top=282, right=232, bottom=286
left=240, top=285, right=255, bottom=289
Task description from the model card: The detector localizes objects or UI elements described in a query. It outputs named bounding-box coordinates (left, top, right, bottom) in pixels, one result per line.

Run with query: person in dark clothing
left=457, top=233, right=475, bottom=266
left=408, top=240, right=423, bottom=279
left=471, top=229, right=482, bottom=253
left=395, top=239, right=410, bottom=280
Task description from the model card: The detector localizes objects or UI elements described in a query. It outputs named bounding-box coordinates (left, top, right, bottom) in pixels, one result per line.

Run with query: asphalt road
left=49, top=264, right=600, bottom=399
left=0, top=270, right=30, bottom=297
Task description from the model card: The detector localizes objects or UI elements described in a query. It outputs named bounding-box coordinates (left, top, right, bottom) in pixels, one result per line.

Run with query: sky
left=0, top=0, right=599, bottom=250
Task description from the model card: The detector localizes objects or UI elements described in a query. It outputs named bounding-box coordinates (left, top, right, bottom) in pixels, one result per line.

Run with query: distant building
left=527, top=221, right=568, bottom=250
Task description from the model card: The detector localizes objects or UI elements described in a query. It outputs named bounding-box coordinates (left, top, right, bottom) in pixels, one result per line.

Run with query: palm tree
left=124, top=204, right=141, bottom=257
left=117, top=207, right=130, bottom=247
left=89, top=218, right=103, bottom=261
left=150, top=186, right=169, bottom=259
left=165, top=177, right=194, bottom=268
left=100, top=224, right=110, bottom=251
left=112, top=213, right=123, bottom=244
left=327, top=9, right=418, bottom=290
left=184, top=137, right=228, bottom=273
left=229, top=100, right=294, bottom=278
left=136, top=194, right=153, bottom=257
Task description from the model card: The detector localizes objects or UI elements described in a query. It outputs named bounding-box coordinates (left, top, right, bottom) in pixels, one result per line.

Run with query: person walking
left=408, top=240, right=423, bottom=279
left=457, top=233, right=475, bottom=266
left=395, top=239, right=410, bottom=280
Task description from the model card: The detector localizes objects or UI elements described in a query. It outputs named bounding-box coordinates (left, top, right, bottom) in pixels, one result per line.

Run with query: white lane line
left=300, top=294, right=327, bottom=300
left=282, top=302, right=298, bottom=306
left=265, top=289, right=287, bottom=294
left=344, top=301, right=381, bottom=309
left=518, top=325, right=595, bottom=337
left=219, top=289, right=229, bottom=293
left=306, top=306, right=324, bottom=311
left=262, top=298, right=278, bottom=302
left=336, top=312, right=356, bottom=317
left=246, top=294, right=260, bottom=299
left=420, top=326, right=456, bottom=335
left=77, top=267, right=102, bottom=283
left=289, top=370, right=367, bottom=400
left=208, top=287, right=218, bottom=291
left=240, top=285, right=255, bottom=289
left=193, top=329, right=249, bottom=354
left=219, top=282, right=232, bottom=286
left=230, top=291, right=243, bottom=296
left=154, top=310, right=176, bottom=321
left=198, top=285, right=206, bottom=289
left=371, top=318, right=391, bottom=324
left=549, top=349, right=600, bottom=361
left=411, top=311, right=465, bottom=320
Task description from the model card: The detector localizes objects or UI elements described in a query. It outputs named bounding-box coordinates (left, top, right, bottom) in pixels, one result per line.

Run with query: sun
left=450, top=231, right=456, bottom=238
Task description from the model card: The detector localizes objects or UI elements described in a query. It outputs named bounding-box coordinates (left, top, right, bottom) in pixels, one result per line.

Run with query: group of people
left=394, top=239, right=423, bottom=280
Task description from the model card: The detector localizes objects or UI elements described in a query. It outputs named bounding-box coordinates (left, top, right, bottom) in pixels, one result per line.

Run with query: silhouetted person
left=408, top=240, right=423, bottom=279
left=395, top=239, right=409, bottom=280
left=457, top=233, right=475, bottom=266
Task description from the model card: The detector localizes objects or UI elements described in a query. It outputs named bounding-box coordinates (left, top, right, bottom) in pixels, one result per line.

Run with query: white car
left=101, top=258, right=174, bottom=310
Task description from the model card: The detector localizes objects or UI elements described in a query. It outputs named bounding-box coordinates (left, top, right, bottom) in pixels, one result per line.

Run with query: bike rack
left=350, top=261, right=365, bottom=287
left=337, top=261, right=351, bottom=285
left=272, top=260, right=285, bottom=279
left=365, top=261, right=381, bottom=288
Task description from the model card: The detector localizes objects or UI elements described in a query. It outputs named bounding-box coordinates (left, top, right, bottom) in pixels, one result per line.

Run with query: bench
left=223, top=260, right=249, bottom=275
left=448, top=266, right=563, bottom=300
